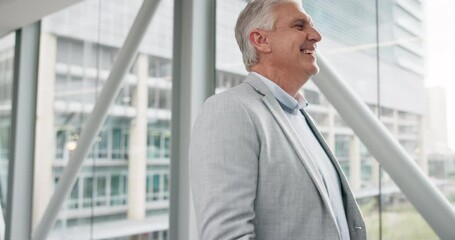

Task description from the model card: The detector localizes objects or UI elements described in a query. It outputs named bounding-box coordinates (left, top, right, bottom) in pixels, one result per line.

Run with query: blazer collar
left=243, top=72, right=271, bottom=97
left=244, top=73, right=339, bottom=228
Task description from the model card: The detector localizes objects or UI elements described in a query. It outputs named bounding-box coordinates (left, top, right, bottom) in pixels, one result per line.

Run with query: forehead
left=273, top=3, right=312, bottom=25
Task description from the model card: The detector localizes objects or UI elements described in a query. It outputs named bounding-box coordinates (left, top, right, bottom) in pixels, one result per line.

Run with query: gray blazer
left=189, top=73, right=366, bottom=240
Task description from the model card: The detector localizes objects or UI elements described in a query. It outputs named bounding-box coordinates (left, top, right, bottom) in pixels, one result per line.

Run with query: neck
left=250, top=64, right=310, bottom=97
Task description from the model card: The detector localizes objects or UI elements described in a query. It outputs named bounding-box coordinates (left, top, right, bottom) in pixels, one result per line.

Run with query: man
left=189, top=0, right=366, bottom=239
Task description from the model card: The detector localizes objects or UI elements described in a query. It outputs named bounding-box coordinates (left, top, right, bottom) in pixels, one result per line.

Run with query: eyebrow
left=290, top=16, right=313, bottom=26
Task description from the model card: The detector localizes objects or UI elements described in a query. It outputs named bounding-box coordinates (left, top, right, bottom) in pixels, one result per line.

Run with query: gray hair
left=235, top=0, right=301, bottom=70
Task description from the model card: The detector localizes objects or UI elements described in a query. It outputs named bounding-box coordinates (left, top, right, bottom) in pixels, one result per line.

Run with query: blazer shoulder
left=203, top=83, right=260, bottom=108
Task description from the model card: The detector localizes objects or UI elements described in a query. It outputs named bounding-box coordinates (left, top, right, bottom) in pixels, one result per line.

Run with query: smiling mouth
left=300, top=49, right=316, bottom=55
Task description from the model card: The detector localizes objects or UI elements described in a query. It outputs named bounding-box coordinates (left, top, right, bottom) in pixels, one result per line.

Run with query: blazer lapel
left=301, top=109, right=358, bottom=204
left=244, top=75, right=337, bottom=222
left=302, top=109, right=368, bottom=237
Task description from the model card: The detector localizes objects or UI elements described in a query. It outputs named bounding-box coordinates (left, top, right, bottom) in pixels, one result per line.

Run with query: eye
left=294, top=24, right=305, bottom=31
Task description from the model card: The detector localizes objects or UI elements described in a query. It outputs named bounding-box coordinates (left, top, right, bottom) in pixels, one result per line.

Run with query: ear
left=249, top=29, right=271, bottom=53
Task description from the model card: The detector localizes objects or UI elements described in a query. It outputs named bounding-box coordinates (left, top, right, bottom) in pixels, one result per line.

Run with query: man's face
left=265, top=3, right=322, bottom=79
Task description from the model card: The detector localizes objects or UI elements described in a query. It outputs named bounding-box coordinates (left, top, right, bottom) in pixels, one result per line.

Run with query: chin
left=306, top=65, right=320, bottom=76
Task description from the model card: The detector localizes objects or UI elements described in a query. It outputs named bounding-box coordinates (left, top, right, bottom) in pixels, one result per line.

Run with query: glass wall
left=0, top=32, right=15, bottom=239
left=1, top=0, right=452, bottom=239
left=426, top=0, right=455, bottom=198
left=305, top=0, right=436, bottom=238
left=32, top=0, right=173, bottom=239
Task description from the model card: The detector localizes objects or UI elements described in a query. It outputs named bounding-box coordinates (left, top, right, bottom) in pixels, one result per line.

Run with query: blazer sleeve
left=189, top=93, right=259, bottom=240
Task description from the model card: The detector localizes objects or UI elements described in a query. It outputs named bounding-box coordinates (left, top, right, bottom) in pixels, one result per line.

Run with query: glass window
left=304, top=89, right=320, bottom=105
left=112, top=128, right=122, bottom=159
left=97, top=130, right=109, bottom=159
left=69, top=179, right=79, bottom=209
left=146, top=175, right=151, bottom=201
left=35, top=0, right=173, bottom=238
left=0, top=32, right=15, bottom=227
left=110, top=175, right=120, bottom=204
left=163, top=134, right=170, bottom=158
left=380, top=107, right=394, bottom=118
left=55, top=129, right=66, bottom=159
left=110, top=127, right=128, bottom=160
left=152, top=174, right=160, bottom=201
left=152, top=231, right=159, bottom=240
left=163, top=174, right=169, bottom=200
left=153, top=131, right=161, bottom=159
left=149, top=56, right=172, bottom=78
left=96, top=176, right=107, bottom=206
left=83, top=177, right=93, bottom=208
left=335, top=135, right=350, bottom=163
left=156, top=89, right=171, bottom=110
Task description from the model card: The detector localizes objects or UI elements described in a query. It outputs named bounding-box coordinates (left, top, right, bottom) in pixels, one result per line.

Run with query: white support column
left=128, top=54, right=148, bottom=220
left=32, top=32, right=56, bottom=230
left=170, top=0, right=215, bottom=239
left=349, top=136, right=361, bottom=191
left=6, top=22, right=40, bottom=240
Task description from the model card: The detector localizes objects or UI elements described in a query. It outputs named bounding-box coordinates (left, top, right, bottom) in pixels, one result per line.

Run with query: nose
left=308, top=26, right=322, bottom=42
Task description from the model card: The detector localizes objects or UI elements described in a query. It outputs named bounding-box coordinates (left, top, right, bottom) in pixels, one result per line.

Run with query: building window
left=335, top=134, right=350, bottom=162
left=95, top=176, right=107, bottom=207
left=55, top=130, right=66, bottom=159
left=334, top=115, right=348, bottom=127
left=97, top=130, right=109, bottom=159
left=163, top=174, right=169, bottom=200
left=147, top=129, right=171, bottom=161
left=112, top=128, right=128, bottom=160
left=110, top=174, right=127, bottom=206
left=56, top=37, right=84, bottom=66
left=380, top=107, right=394, bottom=118
left=146, top=172, right=169, bottom=202
left=398, top=125, right=417, bottom=135
left=398, top=111, right=418, bottom=121
left=68, top=179, right=79, bottom=209
left=83, top=177, right=93, bottom=208
left=215, top=70, right=246, bottom=90
left=309, top=112, right=328, bottom=126
left=152, top=231, right=159, bottom=240
left=60, top=173, right=126, bottom=210
left=152, top=174, right=160, bottom=201
left=0, top=125, right=9, bottom=160
left=304, top=89, right=320, bottom=105
left=149, top=56, right=172, bottom=78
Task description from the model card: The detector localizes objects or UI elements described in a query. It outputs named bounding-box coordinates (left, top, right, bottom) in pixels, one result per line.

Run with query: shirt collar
left=252, top=72, right=308, bottom=114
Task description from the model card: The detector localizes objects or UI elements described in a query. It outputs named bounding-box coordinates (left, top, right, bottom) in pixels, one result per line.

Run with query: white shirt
left=253, top=72, right=351, bottom=240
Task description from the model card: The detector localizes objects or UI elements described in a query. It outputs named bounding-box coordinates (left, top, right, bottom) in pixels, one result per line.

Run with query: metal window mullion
left=5, top=22, right=41, bottom=240
left=170, top=0, right=216, bottom=239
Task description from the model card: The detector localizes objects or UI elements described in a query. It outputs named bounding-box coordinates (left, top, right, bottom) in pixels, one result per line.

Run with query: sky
left=425, top=0, right=455, bottom=151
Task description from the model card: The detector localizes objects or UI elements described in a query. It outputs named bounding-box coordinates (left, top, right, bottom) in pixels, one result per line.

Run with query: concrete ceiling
left=0, top=0, right=83, bottom=37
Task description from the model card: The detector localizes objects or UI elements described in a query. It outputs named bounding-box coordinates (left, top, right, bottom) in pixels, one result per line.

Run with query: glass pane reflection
left=0, top=32, right=15, bottom=239
left=34, top=0, right=173, bottom=239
